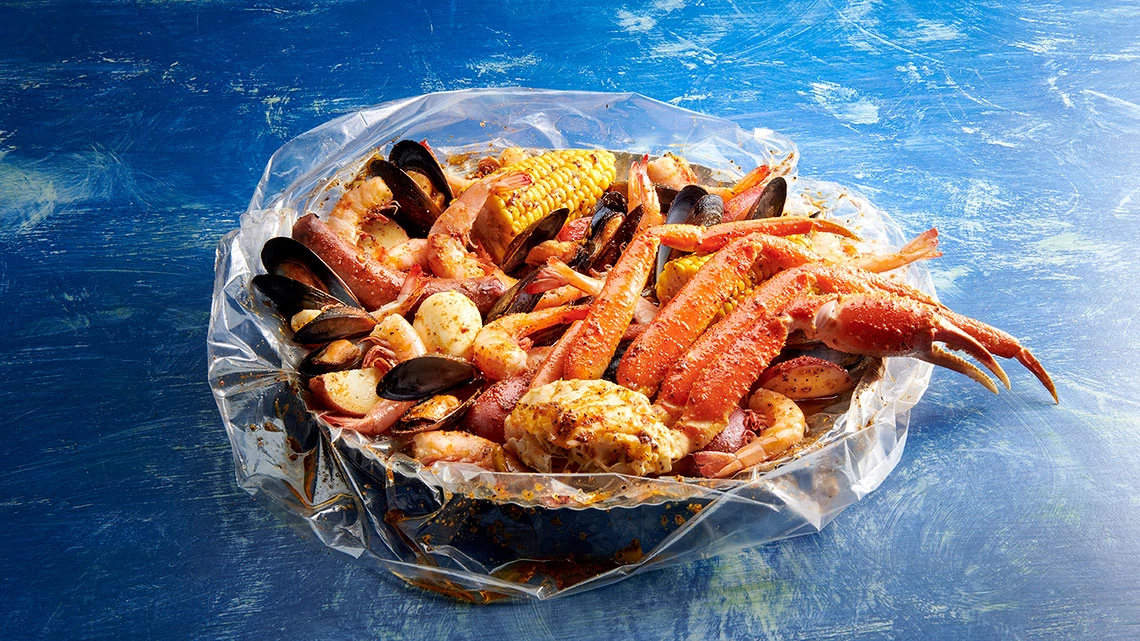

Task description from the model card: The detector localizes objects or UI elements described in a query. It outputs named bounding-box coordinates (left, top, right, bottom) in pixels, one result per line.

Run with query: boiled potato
left=413, top=291, right=482, bottom=360
left=309, top=367, right=383, bottom=416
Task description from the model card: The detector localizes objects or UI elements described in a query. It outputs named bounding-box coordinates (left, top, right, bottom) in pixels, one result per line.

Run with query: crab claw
left=809, top=293, right=1010, bottom=395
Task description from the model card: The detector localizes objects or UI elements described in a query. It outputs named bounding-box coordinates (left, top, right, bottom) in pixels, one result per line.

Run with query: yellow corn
left=656, top=232, right=817, bottom=319
left=656, top=253, right=755, bottom=321
left=476, top=149, right=616, bottom=262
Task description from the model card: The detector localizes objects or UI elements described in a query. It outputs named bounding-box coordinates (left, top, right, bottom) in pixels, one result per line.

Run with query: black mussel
left=298, top=338, right=369, bottom=377
left=664, top=185, right=709, bottom=224
left=252, top=274, right=344, bottom=318
left=485, top=269, right=543, bottom=323
left=368, top=157, right=441, bottom=237
left=292, top=305, right=377, bottom=344
left=587, top=204, right=644, bottom=273
left=389, top=381, right=482, bottom=435
left=388, top=140, right=454, bottom=205
left=260, top=236, right=360, bottom=308
left=568, top=194, right=627, bottom=271
left=377, top=355, right=481, bottom=401
left=690, top=194, right=725, bottom=227
left=746, top=176, right=787, bottom=220
left=498, top=207, right=570, bottom=276
left=654, top=188, right=725, bottom=281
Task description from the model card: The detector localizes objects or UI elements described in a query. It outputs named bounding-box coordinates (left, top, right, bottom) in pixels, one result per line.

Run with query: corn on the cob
left=656, top=253, right=755, bottom=321
left=656, top=233, right=817, bottom=319
left=475, top=149, right=616, bottom=262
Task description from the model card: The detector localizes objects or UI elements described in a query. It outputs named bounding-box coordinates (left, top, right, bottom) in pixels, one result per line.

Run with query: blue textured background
left=2, top=1, right=1138, bottom=638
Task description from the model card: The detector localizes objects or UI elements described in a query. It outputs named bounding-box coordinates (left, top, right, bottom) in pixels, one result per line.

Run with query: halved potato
left=308, top=367, right=384, bottom=416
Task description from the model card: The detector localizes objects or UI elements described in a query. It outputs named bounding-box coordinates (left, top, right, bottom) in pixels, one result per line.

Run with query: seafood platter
left=208, top=89, right=1053, bottom=600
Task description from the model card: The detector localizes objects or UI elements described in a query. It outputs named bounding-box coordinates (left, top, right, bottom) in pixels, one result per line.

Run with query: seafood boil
left=254, top=141, right=1056, bottom=481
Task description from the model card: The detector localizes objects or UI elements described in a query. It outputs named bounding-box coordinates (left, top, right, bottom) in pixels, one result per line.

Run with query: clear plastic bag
left=207, top=88, right=933, bottom=601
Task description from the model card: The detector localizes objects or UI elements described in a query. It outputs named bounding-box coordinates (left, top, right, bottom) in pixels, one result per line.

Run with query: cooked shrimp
left=327, top=176, right=409, bottom=260
left=646, top=152, right=699, bottom=190
left=472, top=304, right=589, bottom=380
left=380, top=238, right=429, bottom=271
left=408, top=430, right=523, bottom=472
left=629, top=154, right=663, bottom=231
left=690, top=388, right=807, bottom=478
left=426, top=171, right=532, bottom=279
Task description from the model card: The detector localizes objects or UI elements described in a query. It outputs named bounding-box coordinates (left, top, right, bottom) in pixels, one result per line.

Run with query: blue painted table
left=2, top=1, right=1137, bottom=638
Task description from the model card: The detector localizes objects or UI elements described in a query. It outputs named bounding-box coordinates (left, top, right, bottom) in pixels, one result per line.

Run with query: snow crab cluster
left=254, top=140, right=1056, bottom=480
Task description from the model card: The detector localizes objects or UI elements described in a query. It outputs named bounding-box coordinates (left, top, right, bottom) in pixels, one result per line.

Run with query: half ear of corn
left=475, top=149, right=617, bottom=262
left=657, top=234, right=818, bottom=319
left=656, top=253, right=755, bottom=320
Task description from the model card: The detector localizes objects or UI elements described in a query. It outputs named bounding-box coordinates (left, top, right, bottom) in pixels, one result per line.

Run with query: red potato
left=757, top=355, right=855, bottom=400
left=292, top=214, right=403, bottom=309
left=308, top=367, right=384, bottom=416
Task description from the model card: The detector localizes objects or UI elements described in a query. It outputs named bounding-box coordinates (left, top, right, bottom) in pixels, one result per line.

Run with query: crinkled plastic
left=207, top=88, right=933, bottom=601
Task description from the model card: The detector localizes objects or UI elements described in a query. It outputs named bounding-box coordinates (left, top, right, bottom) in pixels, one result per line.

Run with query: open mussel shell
left=746, top=176, right=787, bottom=220
left=569, top=192, right=627, bottom=271
left=260, top=236, right=360, bottom=308
left=298, top=338, right=368, bottom=377
left=587, top=204, right=643, bottom=273
left=252, top=274, right=345, bottom=318
left=389, top=381, right=483, bottom=435
left=485, top=269, right=543, bottom=323
left=292, top=306, right=377, bottom=344
left=653, top=187, right=726, bottom=280
left=499, top=207, right=570, bottom=276
left=377, top=355, right=481, bottom=402
left=368, top=157, right=441, bottom=237
left=388, top=140, right=454, bottom=204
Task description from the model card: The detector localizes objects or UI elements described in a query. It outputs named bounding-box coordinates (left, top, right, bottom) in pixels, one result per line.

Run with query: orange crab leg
left=793, top=263, right=1056, bottom=402
left=656, top=268, right=815, bottom=415
left=562, top=217, right=857, bottom=381
left=804, top=293, right=1008, bottom=394
left=617, top=233, right=821, bottom=396
left=673, top=313, right=790, bottom=450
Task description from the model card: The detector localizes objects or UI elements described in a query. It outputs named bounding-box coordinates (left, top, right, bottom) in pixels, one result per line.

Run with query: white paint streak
left=469, top=53, right=541, bottom=77
left=617, top=10, right=657, bottom=33
left=1114, top=188, right=1138, bottom=218
left=806, top=82, right=880, bottom=124
left=1046, top=73, right=1074, bottom=109
left=901, top=19, right=965, bottom=44
left=1081, top=90, right=1140, bottom=119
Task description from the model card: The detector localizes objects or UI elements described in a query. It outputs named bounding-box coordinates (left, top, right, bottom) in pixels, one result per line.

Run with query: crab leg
left=562, top=217, right=857, bottom=381
left=617, top=233, right=820, bottom=396
left=804, top=293, right=1007, bottom=394
left=790, top=263, right=1057, bottom=402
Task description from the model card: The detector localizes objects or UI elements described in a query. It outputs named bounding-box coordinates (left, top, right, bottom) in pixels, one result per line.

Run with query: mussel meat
left=390, top=381, right=482, bottom=435
left=298, top=338, right=370, bottom=377
left=260, top=236, right=361, bottom=308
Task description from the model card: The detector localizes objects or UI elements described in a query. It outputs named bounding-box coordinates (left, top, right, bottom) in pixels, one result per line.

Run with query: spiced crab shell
left=208, top=89, right=933, bottom=601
